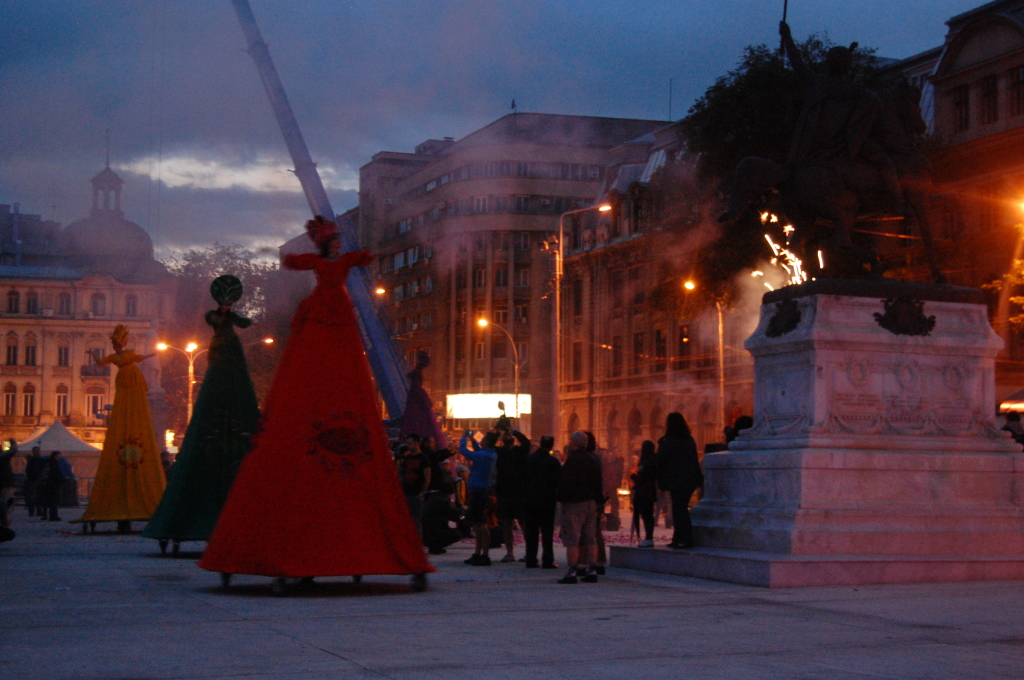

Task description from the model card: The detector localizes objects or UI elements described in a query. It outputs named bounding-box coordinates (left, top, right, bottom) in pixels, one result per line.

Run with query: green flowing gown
left=143, top=310, right=260, bottom=542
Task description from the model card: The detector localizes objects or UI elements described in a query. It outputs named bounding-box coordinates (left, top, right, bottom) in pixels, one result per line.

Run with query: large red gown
left=199, top=250, right=433, bottom=577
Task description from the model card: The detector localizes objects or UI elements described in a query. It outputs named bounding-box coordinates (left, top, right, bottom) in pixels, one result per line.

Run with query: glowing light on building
left=446, top=393, right=532, bottom=418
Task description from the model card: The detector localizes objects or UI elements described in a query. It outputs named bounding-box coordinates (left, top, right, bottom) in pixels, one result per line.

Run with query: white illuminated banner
left=446, top=393, right=532, bottom=418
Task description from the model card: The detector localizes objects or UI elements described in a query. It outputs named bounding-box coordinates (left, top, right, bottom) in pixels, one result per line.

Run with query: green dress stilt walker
left=143, top=276, right=261, bottom=552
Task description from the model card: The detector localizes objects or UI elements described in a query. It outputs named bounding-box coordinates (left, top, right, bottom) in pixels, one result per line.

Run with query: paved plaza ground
left=2, top=506, right=1024, bottom=680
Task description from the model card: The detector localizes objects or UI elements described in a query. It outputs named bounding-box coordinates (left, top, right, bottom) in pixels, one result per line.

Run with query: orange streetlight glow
left=477, top=318, right=489, bottom=328
left=156, top=343, right=168, bottom=351
left=263, top=338, right=274, bottom=344
left=375, top=287, right=386, bottom=295
left=185, top=342, right=198, bottom=353
left=684, top=281, right=696, bottom=290
left=598, top=204, right=612, bottom=212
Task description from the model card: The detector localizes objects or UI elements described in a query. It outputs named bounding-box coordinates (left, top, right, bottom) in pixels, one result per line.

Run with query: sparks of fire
left=760, top=212, right=807, bottom=286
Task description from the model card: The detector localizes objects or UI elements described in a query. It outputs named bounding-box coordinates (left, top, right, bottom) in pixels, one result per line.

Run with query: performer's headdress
left=305, top=215, right=339, bottom=248
left=111, top=324, right=129, bottom=346
left=210, top=274, right=244, bottom=306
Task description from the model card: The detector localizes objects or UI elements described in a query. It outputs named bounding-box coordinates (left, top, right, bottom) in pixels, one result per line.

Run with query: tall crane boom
left=230, top=0, right=409, bottom=418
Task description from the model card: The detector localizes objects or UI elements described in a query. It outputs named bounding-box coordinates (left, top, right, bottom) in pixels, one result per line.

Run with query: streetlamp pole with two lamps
left=157, top=337, right=273, bottom=425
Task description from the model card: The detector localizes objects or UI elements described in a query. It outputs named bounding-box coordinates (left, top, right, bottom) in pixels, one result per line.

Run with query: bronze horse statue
left=719, top=76, right=945, bottom=283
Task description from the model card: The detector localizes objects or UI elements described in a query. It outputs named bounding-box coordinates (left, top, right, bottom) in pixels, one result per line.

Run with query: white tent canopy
left=19, top=421, right=100, bottom=454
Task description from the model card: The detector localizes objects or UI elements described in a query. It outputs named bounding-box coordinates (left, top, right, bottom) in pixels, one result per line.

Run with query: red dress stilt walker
left=199, top=218, right=432, bottom=591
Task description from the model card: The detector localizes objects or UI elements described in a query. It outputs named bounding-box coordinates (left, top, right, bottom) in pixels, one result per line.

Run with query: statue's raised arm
left=779, top=21, right=810, bottom=81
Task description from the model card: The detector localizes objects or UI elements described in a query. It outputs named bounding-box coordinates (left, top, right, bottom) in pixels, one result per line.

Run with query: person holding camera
left=555, top=431, right=603, bottom=584
left=494, top=424, right=530, bottom=563
left=459, top=430, right=498, bottom=566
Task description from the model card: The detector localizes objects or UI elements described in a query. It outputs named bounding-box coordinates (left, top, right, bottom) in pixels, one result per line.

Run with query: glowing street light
left=375, top=287, right=386, bottom=296
left=598, top=204, right=612, bottom=212
left=477, top=317, right=519, bottom=417
left=683, top=280, right=696, bottom=290
left=263, top=337, right=274, bottom=344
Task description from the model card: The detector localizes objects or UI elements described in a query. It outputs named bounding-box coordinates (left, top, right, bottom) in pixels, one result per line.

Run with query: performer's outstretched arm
left=780, top=21, right=810, bottom=81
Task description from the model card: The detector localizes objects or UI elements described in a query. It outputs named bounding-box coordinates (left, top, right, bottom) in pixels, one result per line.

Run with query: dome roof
left=61, top=210, right=155, bottom=280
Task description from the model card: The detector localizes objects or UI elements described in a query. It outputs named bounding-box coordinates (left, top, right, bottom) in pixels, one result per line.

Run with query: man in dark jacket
left=494, top=429, right=530, bottom=563
left=655, top=412, right=704, bottom=549
left=24, top=446, right=44, bottom=516
left=555, top=431, right=603, bottom=583
left=521, top=435, right=561, bottom=569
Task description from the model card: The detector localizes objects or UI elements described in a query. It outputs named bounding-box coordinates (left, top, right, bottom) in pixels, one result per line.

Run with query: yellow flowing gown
left=78, top=351, right=166, bottom=522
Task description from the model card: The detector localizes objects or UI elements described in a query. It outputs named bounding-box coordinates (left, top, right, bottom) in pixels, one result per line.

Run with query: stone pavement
left=2, top=507, right=1023, bottom=680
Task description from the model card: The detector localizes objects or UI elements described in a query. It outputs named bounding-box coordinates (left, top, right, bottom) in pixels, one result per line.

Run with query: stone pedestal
left=611, top=280, right=1024, bottom=587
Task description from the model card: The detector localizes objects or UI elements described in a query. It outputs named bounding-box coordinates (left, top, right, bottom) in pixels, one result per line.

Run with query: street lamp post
left=549, top=204, right=611, bottom=440
left=158, top=338, right=272, bottom=425
left=477, top=318, right=519, bottom=417
left=684, top=280, right=727, bottom=437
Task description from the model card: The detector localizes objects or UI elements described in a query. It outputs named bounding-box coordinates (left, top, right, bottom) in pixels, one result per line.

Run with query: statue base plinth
left=612, top=281, right=1024, bottom=587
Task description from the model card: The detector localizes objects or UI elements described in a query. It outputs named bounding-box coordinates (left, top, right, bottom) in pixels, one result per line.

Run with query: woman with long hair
left=656, top=412, right=703, bottom=549
left=199, top=217, right=433, bottom=594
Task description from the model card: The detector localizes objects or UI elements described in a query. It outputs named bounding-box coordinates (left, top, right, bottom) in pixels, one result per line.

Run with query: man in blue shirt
left=459, top=431, right=498, bottom=566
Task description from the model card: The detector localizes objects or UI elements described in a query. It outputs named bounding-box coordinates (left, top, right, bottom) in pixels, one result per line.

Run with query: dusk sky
left=0, top=0, right=985, bottom=258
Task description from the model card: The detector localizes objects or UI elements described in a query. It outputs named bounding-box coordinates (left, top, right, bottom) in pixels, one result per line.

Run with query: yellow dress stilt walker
left=76, top=325, right=166, bottom=534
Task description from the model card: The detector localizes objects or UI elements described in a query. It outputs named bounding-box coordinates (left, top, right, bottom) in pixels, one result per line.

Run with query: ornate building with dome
left=0, top=163, right=176, bottom=456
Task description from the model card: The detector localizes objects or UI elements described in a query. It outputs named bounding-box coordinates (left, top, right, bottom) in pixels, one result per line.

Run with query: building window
left=675, top=325, right=692, bottom=370
left=57, top=344, right=70, bottom=367
left=91, top=293, right=106, bottom=316
left=56, top=385, right=69, bottom=417
left=514, top=232, right=531, bottom=250
left=125, top=294, right=138, bottom=317
left=494, top=268, right=508, bottom=287
left=611, top=336, right=623, bottom=377
left=492, top=340, right=507, bottom=359
left=981, top=75, right=999, bottom=124
left=474, top=196, right=488, bottom=213
left=6, top=290, right=19, bottom=314
left=88, top=393, right=104, bottom=419
left=572, top=279, right=583, bottom=317
left=953, top=85, right=970, bottom=132
left=423, top=276, right=433, bottom=294
left=518, top=342, right=528, bottom=366
left=1010, top=66, right=1024, bottom=117
left=22, top=383, right=35, bottom=417
left=3, top=383, right=15, bottom=416
left=515, top=268, right=529, bottom=287
left=654, top=329, right=667, bottom=372
left=514, top=196, right=530, bottom=212
left=456, top=270, right=467, bottom=289
left=572, top=342, right=583, bottom=381
left=5, top=336, right=16, bottom=366
left=473, top=269, right=486, bottom=288
left=631, top=332, right=645, bottom=375
left=514, top=304, right=529, bottom=324
left=494, top=306, right=509, bottom=324
left=58, top=293, right=72, bottom=316
left=25, top=292, right=38, bottom=315
left=475, top=342, right=485, bottom=360
left=23, top=338, right=36, bottom=366
left=422, top=313, right=432, bottom=329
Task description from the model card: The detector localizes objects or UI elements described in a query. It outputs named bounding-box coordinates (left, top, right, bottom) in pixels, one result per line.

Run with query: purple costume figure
left=400, top=351, right=447, bottom=448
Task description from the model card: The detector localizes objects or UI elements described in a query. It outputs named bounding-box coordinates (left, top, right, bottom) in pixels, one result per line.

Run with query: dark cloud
left=0, top=0, right=982, bottom=256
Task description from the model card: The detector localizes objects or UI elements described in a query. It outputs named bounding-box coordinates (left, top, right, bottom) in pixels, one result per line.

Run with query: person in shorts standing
left=555, top=431, right=603, bottom=584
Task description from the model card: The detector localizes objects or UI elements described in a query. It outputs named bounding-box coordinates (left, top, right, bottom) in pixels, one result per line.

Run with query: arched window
left=58, top=292, right=72, bottom=316
left=6, top=290, right=19, bottom=314
left=86, top=385, right=105, bottom=420
left=25, top=291, right=38, bottom=315
left=90, top=293, right=106, bottom=316
left=55, top=384, right=69, bottom=417
left=649, top=405, right=662, bottom=440
left=86, top=342, right=105, bottom=366
left=5, top=335, right=17, bottom=366
left=567, top=412, right=580, bottom=435
left=3, top=383, right=15, bottom=416
left=628, top=407, right=643, bottom=438
left=23, top=335, right=37, bottom=367
left=22, top=383, right=35, bottom=417
left=124, top=294, right=137, bottom=317
left=606, top=410, right=619, bottom=453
